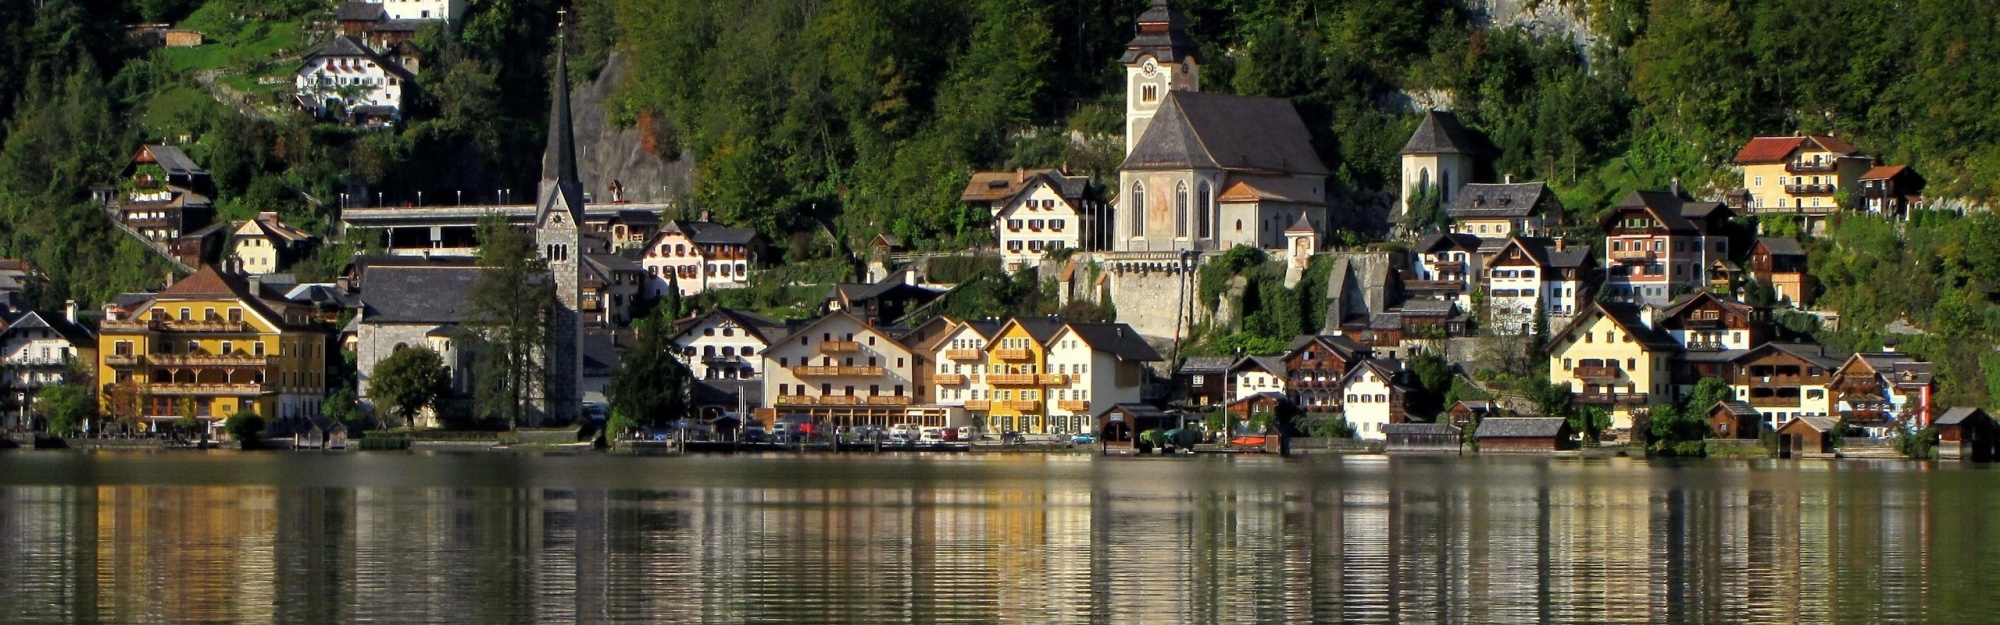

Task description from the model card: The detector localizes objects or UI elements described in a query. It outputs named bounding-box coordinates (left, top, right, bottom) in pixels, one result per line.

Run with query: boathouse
left=1708, top=401, right=1762, bottom=440
left=1383, top=422, right=1462, bottom=453
left=1935, top=407, right=1999, bottom=461
left=1474, top=417, right=1576, bottom=453
left=1776, top=416, right=1839, bottom=458
left=1097, top=403, right=1180, bottom=448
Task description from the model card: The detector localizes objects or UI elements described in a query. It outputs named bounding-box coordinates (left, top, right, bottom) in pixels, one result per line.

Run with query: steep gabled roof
left=1733, top=135, right=1860, bottom=164
left=1661, top=291, right=1758, bottom=325
left=1400, top=110, right=1474, bottom=155
left=335, top=1, right=386, bottom=21
left=1283, top=334, right=1368, bottom=362
left=1231, top=355, right=1287, bottom=378
left=1218, top=175, right=1321, bottom=204
left=1414, top=232, right=1482, bottom=253
left=1062, top=322, right=1164, bottom=362
left=1733, top=342, right=1845, bottom=371
left=1711, top=400, right=1761, bottom=419
left=358, top=265, right=482, bottom=325
left=671, top=307, right=788, bottom=345
left=1859, top=164, right=1913, bottom=181
left=1600, top=190, right=1724, bottom=234
left=138, top=145, right=207, bottom=178
left=1179, top=356, right=1235, bottom=375
left=1119, top=0, right=1200, bottom=64
left=1122, top=91, right=1329, bottom=176
left=1552, top=301, right=1679, bottom=351
left=0, top=310, right=93, bottom=346
left=1935, top=407, right=1989, bottom=426
left=961, top=168, right=1088, bottom=205
left=1782, top=416, right=1840, bottom=433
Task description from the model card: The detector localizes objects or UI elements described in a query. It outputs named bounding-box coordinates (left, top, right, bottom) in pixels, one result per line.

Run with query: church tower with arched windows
left=535, top=12, right=585, bottom=424
left=1398, top=110, right=1475, bottom=224
left=1122, top=0, right=1200, bottom=156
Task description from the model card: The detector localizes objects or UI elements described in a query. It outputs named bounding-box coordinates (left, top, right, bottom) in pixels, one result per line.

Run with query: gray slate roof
left=359, top=265, right=483, bottom=324
left=0, top=311, right=93, bottom=346
left=1757, top=237, right=1806, bottom=257
left=1935, top=407, right=1988, bottom=426
left=1712, top=401, right=1761, bottom=419
left=1122, top=91, right=1329, bottom=176
left=1179, top=356, right=1235, bottom=375
left=1448, top=183, right=1553, bottom=219
left=1383, top=423, right=1460, bottom=436
left=1234, top=355, right=1287, bottom=378
left=1784, top=416, right=1839, bottom=432
left=143, top=145, right=207, bottom=178
left=335, top=2, right=386, bottom=21
left=1476, top=417, right=1569, bottom=438
left=1119, top=0, right=1199, bottom=64
left=1067, top=322, right=1163, bottom=362
left=1545, top=244, right=1591, bottom=269
left=1415, top=232, right=1482, bottom=253
left=1400, top=111, right=1474, bottom=155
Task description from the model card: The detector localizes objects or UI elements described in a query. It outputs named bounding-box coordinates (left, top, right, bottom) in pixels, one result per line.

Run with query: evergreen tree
left=467, top=213, right=555, bottom=429
left=369, top=346, right=451, bottom=429
left=607, top=308, right=690, bottom=429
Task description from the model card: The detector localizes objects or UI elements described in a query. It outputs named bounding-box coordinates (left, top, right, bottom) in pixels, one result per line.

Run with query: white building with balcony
left=294, top=36, right=417, bottom=124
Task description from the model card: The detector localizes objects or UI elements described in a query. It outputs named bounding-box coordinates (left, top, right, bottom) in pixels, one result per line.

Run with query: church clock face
left=1141, top=59, right=1158, bottom=77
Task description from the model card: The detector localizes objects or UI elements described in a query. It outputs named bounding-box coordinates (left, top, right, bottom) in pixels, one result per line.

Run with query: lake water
left=1, top=451, right=1997, bottom=624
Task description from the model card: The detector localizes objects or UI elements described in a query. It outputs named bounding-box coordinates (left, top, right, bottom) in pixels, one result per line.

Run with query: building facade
left=1749, top=237, right=1814, bottom=308
left=639, top=217, right=764, bottom=297
left=671, top=308, right=787, bottom=381
left=962, top=169, right=1094, bottom=270
left=1546, top=301, right=1680, bottom=431
left=761, top=311, right=923, bottom=429
left=1448, top=182, right=1562, bottom=238
left=231, top=212, right=314, bottom=276
left=294, top=35, right=417, bottom=124
left=1732, top=135, right=1870, bottom=219
left=1337, top=359, right=1418, bottom=441
left=1600, top=190, right=1733, bottom=305
left=1399, top=110, right=1475, bottom=220
left=0, top=308, right=96, bottom=430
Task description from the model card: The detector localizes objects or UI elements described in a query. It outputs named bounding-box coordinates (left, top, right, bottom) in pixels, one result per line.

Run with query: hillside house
left=1601, top=190, right=1733, bottom=305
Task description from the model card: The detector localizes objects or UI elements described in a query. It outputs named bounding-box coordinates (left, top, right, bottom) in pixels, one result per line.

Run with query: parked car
left=890, top=423, right=919, bottom=442
left=1071, top=433, right=1096, bottom=445
left=920, top=427, right=944, bottom=443
left=956, top=426, right=980, bottom=441
left=742, top=426, right=768, bottom=443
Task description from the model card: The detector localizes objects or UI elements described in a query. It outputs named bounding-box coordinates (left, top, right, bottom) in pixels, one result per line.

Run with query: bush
left=357, top=435, right=412, bottom=451
left=224, top=412, right=266, bottom=447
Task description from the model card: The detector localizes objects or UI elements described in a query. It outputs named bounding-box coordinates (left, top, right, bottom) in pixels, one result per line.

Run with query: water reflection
left=1, top=453, right=1997, bottom=624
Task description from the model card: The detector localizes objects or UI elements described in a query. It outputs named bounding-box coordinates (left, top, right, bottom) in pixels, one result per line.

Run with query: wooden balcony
left=946, top=348, right=983, bottom=361
left=144, top=383, right=269, bottom=396
left=1785, top=183, right=1836, bottom=195
left=1005, top=400, right=1041, bottom=411
left=1786, top=161, right=1837, bottom=174
left=1057, top=400, right=1091, bottom=412
left=775, top=395, right=816, bottom=405
left=934, top=373, right=967, bottom=385
left=963, top=400, right=990, bottom=410
left=820, top=340, right=861, bottom=354
left=1748, top=395, right=1802, bottom=408
left=991, top=348, right=1031, bottom=360
left=1576, top=392, right=1648, bottom=405
left=988, top=374, right=1038, bottom=385
left=1610, top=249, right=1655, bottom=263
left=147, top=354, right=272, bottom=368
left=1036, top=374, right=1069, bottom=385
left=865, top=396, right=912, bottom=406
left=106, top=319, right=254, bottom=334
left=792, top=365, right=885, bottom=377
left=104, top=354, right=142, bottom=367
left=1682, top=317, right=1723, bottom=329
left=1572, top=366, right=1624, bottom=382
left=818, top=395, right=864, bottom=406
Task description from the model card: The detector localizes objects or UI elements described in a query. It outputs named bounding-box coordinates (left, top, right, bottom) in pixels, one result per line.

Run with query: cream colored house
left=1042, top=322, right=1161, bottom=435
left=1337, top=359, right=1418, bottom=441
left=1546, top=301, right=1680, bottom=431
left=1226, top=355, right=1286, bottom=402
left=759, top=310, right=923, bottom=429
left=1732, top=135, right=1871, bottom=224
left=1399, top=110, right=1475, bottom=220
left=928, top=318, right=1004, bottom=414
left=961, top=169, right=1093, bottom=271
left=231, top=212, right=313, bottom=276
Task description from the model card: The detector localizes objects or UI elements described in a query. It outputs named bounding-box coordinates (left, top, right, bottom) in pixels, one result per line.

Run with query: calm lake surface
left=1, top=451, right=1997, bottom=624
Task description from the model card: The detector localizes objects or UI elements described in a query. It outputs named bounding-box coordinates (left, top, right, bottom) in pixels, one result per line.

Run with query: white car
left=920, top=427, right=944, bottom=443
left=890, top=423, right=919, bottom=442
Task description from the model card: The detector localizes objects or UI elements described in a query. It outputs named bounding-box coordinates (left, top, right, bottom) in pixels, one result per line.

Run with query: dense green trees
left=467, top=214, right=555, bottom=429
left=607, top=308, right=690, bottom=430
left=368, top=346, right=451, bottom=429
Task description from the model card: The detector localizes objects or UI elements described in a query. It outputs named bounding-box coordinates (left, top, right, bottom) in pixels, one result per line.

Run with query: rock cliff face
left=550, top=52, right=696, bottom=205
left=1467, top=0, right=1598, bottom=48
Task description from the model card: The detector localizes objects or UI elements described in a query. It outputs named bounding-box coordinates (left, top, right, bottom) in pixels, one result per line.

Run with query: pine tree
left=467, top=213, right=555, bottom=430
left=608, top=307, right=690, bottom=429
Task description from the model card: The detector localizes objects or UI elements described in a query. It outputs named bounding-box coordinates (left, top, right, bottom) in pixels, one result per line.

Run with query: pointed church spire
left=546, top=8, right=581, bottom=189
left=538, top=7, right=585, bottom=221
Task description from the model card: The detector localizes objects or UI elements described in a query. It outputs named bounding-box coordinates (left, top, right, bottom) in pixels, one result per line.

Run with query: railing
left=1786, top=161, right=1837, bottom=173
left=775, top=395, right=816, bottom=405
left=991, top=348, right=1031, bottom=360
left=1006, top=400, right=1041, bottom=411
left=1610, top=249, right=1655, bottom=263
left=1682, top=317, right=1723, bottom=329
left=101, top=320, right=163, bottom=332
left=104, top=354, right=142, bottom=367
left=0, top=357, right=74, bottom=367
left=147, top=355, right=271, bottom=368
left=791, top=365, right=886, bottom=377
left=934, top=373, right=967, bottom=385
left=946, top=349, right=983, bottom=361
left=963, top=400, right=991, bottom=410
left=1576, top=392, right=1648, bottom=405
left=865, top=396, right=911, bottom=406
left=988, top=374, right=1038, bottom=385
left=144, top=383, right=268, bottom=396
left=818, top=395, right=864, bottom=406
left=1058, top=400, right=1091, bottom=412
left=1433, top=261, right=1466, bottom=273
left=1748, top=395, right=1803, bottom=408
left=820, top=340, right=861, bottom=354
left=1036, top=374, right=1069, bottom=385
left=1785, top=183, right=1836, bottom=195
left=1404, top=280, right=1465, bottom=292
left=1572, top=366, right=1624, bottom=381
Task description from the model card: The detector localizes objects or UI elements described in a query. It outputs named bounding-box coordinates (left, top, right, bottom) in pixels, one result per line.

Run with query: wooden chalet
left=1776, top=416, right=1839, bottom=458
left=1175, top=356, right=1235, bottom=408
left=1447, top=399, right=1501, bottom=428
left=1829, top=350, right=1935, bottom=433
left=1384, top=422, right=1462, bottom=453
left=1097, top=403, right=1182, bottom=448
left=1708, top=401, right=1762, bottom=440
left=1750, top=237, right=1815, bottom=307
left=1282, top=334, right=1373, bottom=413
left=1934, top=407, right=1999, bottom=461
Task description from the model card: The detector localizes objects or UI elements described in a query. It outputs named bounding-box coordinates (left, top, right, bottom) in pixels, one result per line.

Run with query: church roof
left=1217, top=175, right=1320, bottom=203
left=1122, top=91, right=1328, bottom=176
left=1286, top=213, right=1316, bottom=233
left=1447, top=183, right=1556, bottom=219
left=359, top=264, right=483, bottom=325
left=1400, top=110, right=1474, bottom=155
left=537, top=25, right=585, bottom=225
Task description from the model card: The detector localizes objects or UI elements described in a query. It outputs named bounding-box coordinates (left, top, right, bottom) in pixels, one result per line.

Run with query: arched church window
left=1175, top=182, right=1189, bottom=237
left=1419, top=168, right=1431, bottom=191
left=1130, top=182, right=1145, bottom=236
left=1442, top=169, right=1453, bottom=203
left=1197, top=181, right=1212, bottom=239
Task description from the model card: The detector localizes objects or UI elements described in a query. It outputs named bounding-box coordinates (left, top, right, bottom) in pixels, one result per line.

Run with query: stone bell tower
left=534, top=9, right=585, bottom=424
left=1121, top=0, right=1200, bottom=155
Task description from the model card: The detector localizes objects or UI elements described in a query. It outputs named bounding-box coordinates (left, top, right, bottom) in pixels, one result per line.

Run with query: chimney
left=64, top=300, right=76, bottom=324
left=248, top=273, right=262, bottom=295
left=698, top=209, right=710, bottom=222
left=1671, top=177, right=1682, bottom=197
left=1015, top=167, right=1025, bottom=185
left=1504, top=174, right=1513, bottom=184
left=165, top=271, right=176, bottom=289
left=1639, top=304, right=1659, bottom=330
left=1555, top=239, right=1566, bottom=252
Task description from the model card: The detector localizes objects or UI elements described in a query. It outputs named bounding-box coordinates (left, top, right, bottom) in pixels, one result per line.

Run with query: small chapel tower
left=1398, top=110, right=1475, bottom=222
left=535, top=9, right=585, bottom=424
left=1121, top=0, right=1201, bottom=155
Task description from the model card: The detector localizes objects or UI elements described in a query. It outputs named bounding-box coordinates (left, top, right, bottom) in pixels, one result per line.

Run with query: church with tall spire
left=536, top=9, right=585, bottom=424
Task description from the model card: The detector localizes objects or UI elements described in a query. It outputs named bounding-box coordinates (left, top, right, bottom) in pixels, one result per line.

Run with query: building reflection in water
left=4, top=454, right=2000, bottom=624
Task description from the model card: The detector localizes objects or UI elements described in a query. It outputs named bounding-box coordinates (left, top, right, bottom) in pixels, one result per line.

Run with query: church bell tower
left=535, top=9, right=585, bottom=424
left=1121, top=0, right=1201, bottom=155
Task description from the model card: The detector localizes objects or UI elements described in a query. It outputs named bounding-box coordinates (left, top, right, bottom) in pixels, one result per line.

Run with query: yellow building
left=1546, top=301, right=1679, bottom=433
left=99, top=266, right=330, bottom=436
left=1731, top=135, right=1871, bottom=223
left=981, top=318, right=1067, bottom=434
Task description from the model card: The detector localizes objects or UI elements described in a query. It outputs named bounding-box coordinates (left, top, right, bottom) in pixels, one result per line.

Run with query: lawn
left=139, top=84, right=225, bottom=138
left=160, top=2, right=311, bottom=74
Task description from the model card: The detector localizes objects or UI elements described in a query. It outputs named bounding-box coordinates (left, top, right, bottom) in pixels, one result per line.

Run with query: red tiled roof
left=1732, top=135, right=1859, bottom=164
left=1860, top=164, right=1909, bottom=180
